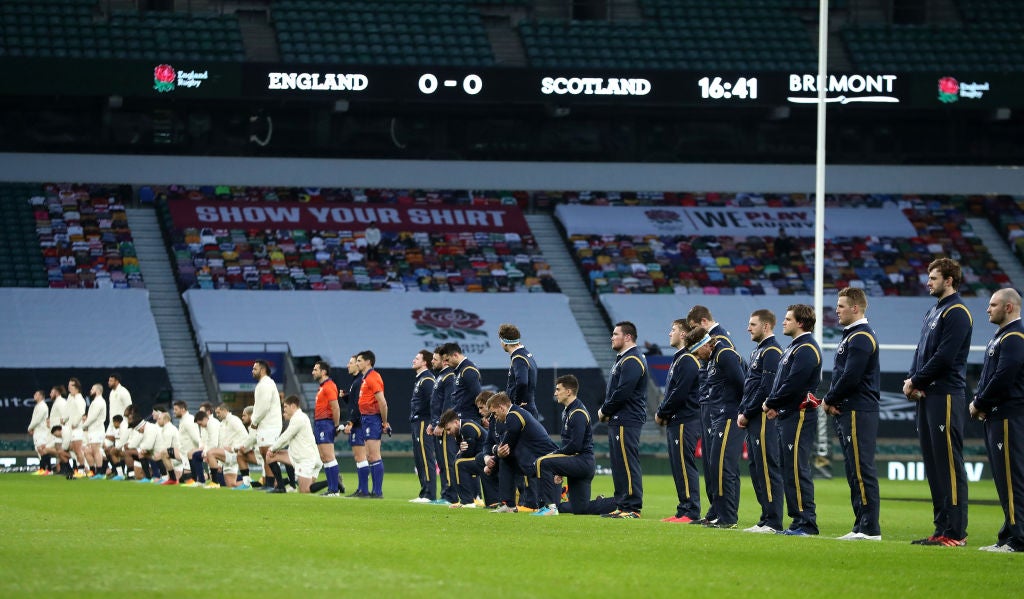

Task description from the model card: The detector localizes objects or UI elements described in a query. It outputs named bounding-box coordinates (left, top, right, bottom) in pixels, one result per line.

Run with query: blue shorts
left=314, top=419, right=336, bottom=445
left=361, top=414, right=383, bottom=441
left=348, top=424, right=366, bottom=447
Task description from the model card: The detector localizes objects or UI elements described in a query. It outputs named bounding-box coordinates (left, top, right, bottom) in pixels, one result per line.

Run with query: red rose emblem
left=938, top=77, right=959, bottom=96
left=153, top=64, right=176, bottom=93
left=154, top=64, right=176, bottom=84
left=412, top=308, right=484, bottom=331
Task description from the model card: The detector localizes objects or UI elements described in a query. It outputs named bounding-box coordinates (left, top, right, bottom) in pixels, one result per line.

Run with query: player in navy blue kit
left=824, top=288, right=882, bottom=541
left=655, top=320, right=702, bottom=523
left=409, top=349, right=437, bottom=503
left=686, top=305, right=735, bottom=524
left=441, top=404, right=496, bottom=509
left=736, top=309, right=784, bottom=534
left=699, top=322, right=747, bottom=529
left=499, top=323, right=540, bottom=509
left=500, top=323, right=539, bottom=418
left=429, top=346, right=458, bottom=505
left=597, top=321, right=648, bottom=519
left=904, top=258, right=973, bottom=547
left=970, top=288, right=1024, bottom=553
left=485, top=392, right=560, bottom=513
left=535, top=375, right=611, bottom=516
left=763, top=304, right=823, bottom=536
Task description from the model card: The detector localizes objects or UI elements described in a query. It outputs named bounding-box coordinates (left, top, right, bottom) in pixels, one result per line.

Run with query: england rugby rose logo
left=412, top=308, right=487, bottom=339
left=154, top=64, right=176, bottom=93
left=937, top=76, right=959, bottom=104
left=645, top=209, right=680, bottom=225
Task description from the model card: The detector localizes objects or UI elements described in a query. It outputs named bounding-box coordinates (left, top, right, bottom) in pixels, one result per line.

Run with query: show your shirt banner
left=600, top=293, right=994, bottom=374
left=0, top=288, right=166, bottom=368
left=168, top=201, right=531, bottom=235
left=555, top=204, right=917, bottom=238
left=183, top=289, right=598, bottom=369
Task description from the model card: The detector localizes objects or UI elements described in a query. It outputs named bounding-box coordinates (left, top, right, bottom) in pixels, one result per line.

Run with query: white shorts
left=87, top=430, right=104, bottom=444
left=256, top=428, right=279, bottom=447
left=61, top=434, right=72, bottom=450
left=293, top=458, right=322, bottom=481
left=33, top=431, right=49, bottom=449
left=70, top=427, right=85, bottom=442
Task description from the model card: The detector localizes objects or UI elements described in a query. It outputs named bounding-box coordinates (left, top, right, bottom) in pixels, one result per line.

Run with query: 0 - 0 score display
left=418, top=73, right=483, bottom=95
left=698, top=76, right=758, bottom=100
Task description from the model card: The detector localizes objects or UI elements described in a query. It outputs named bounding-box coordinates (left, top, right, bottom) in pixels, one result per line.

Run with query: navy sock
left=370, top=460, right=384, bottom=495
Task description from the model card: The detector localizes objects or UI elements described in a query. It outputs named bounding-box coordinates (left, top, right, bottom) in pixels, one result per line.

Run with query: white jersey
left=177, top=413, right=201, bottom=454
left=84, top=396, right=107, bottom=435
left=28, top=400, right=49, bottom=435
left=200, top=417, right=221, bottom=450
left=251, top=376, right=282, bottom=434
left=107, top=419, right=129, bottom=446
left=218, top=413, right=248, bottom=450
left=270, top=411, right=317, bottom=465
left=138, top=422, right=161, bottom=453
left=50, top=396, right=67, bottom=429
left=126, top=427, right=143, bottom=450
left=160, top=422, right=182, bottom=454
left=108, top=384, right=132, bottom=424
left=67, top=393, right=86, bottom=430
left=29, top=400, right=49, bottom=446
left=241, top=426, right=258, bottom=452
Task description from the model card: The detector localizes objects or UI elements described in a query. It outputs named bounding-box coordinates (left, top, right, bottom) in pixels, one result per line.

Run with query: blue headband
left=687, top=334, right=712, bottom=353
left=500, top=337, right=520, bottom=345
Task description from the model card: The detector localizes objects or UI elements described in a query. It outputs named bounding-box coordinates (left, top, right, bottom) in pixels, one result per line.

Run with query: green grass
left=1, top=472, right=1020, bottom=597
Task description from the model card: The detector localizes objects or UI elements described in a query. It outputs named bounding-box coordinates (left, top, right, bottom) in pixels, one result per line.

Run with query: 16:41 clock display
left=697, top=76, right=758, bottom=100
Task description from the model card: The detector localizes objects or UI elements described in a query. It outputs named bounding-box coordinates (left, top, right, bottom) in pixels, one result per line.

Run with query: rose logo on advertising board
left=644, top=209, right=680, bottom=225
left=412, top=308, right=488, bottom=340
left=154, top=64, right=176, bottom=93
left=937, top=77, right=959, bottom=103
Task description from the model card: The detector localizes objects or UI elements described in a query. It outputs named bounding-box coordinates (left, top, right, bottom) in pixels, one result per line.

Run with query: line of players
left=24, top=259, right=1024, bottom=551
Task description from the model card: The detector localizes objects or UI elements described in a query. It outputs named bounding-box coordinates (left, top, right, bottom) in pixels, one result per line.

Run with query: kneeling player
left=266, top=396, right=322, bottom=493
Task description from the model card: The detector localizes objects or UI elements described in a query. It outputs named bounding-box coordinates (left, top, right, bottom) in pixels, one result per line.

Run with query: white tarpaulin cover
left=555, top=204, right=917, bottom=238
left=600, top=293, right=993, bottom=373
left=0, top=288, right=165, bottom=367
left=183, top=289, right=598, bottom=369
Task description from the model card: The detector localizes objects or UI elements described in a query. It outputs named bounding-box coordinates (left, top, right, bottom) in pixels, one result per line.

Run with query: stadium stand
left=156, top=186, right=557, bottom=292
left=0, top=1, right=244, bottom=61
left=522, top=1, right=817, bottom=70
left=843, top=0, right=1024, bottom=72
left=4, top=183, right=145, bottom=290
left=564, top=193, right=1008, bottom=297
left=978, top=194, right=1024, bottom=264
left=272, top=0, right=495, bottom=66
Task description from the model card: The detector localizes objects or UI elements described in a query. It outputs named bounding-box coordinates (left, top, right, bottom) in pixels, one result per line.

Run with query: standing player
left=409, top=350, right=437, bottom=503
left=66, top=378, right=90, bottom=478
left=28, top=390, right=51, bottom=475
left=736, top=309, right=785, bottom=534
left=267, top=396, right=323, bottom=493
left=251, top=360, right=283, bottom=491
left=701, top=320, right=747, bottom=529
left=107, top=373, right=132, bottom=426
left=311, top=360, right=344, bottom=497
left=686, top=305, right=735, bottom=524
left=49, top=386, right=69, bottom=478
left=763, top=304, right=823, bottom=536
left=654, top=321, right=702, bottom=523
left=597, top=321, right=648, bottom=519
left=904, top=258, right=973, bottom=547
left=500, top=323, right=539, bottom=418
left=342, top=355, right=369, bottom=497
left=824, top=288, right=882, bottom=541
left=84, top=383, right=108, bottom=479
left=356, top=350, right=391, bottom=498
left=429, top=346, right=458, bottom=504
left=970, top=288, right=1024, bottom=552
left=447, top=343, right=482, bottom=421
